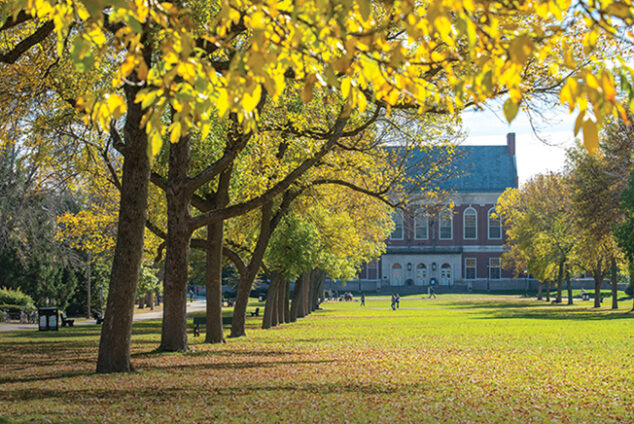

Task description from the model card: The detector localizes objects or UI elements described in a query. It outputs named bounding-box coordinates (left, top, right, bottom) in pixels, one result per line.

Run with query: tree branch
left=0, top=20, right=54, bottom=64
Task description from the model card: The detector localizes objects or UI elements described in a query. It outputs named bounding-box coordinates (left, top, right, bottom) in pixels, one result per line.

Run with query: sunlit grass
left=1, top=294, right=632, bottom=423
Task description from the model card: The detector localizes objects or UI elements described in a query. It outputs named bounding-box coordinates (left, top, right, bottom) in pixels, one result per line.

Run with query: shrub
left=625, top=283, right=633, bottom=297
left=0, top=287, right=35, bottom=310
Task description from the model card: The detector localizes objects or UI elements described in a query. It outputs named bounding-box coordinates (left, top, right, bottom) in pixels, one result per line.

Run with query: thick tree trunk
left=291, top=274, right=306, bottom=322
left=204, top=167, right=231, bottom=343
left=537, top=281, right=543, bottom=300
left=96, top=79, right=151, bottom=374
left=283, top=280, right=290, bottom=323
left=205, top=221, right=225, bottom=343
left=230, top=274, right=250, bottom=337
left=611, top=257, right=618, bottom=310
left=160, top=135, right=191, bottom=352
left=545, top=281, right=551, bottom=302
left=555, top=261, right=564, bottom=303
left=566, top=268, right=573, bottom=305
left=147, top=291, right=154, bottom=311
left=262, top=275, right=279, bottom=329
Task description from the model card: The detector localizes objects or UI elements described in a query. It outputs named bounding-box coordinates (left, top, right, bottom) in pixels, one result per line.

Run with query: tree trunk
left=283, top=280, right=290, bottom=323
left=545, top=280, right=551, bottom=302
left=537, top=281, right=543, bottom=300
left=86, top=259, right=91, bottom=318
left=262, top=275, right=279, bottom=329
left=205, top=221, right=225, bottom=343
left=96, top=77, right=151, bottom=374
left=555, top=260, right=564, bottom=303
left=271, top=277, right=280, bottom=327
left=230, top=202, right=274, bottom=338
left=204, top=167, right=231, bottom=344
left=566, top=267, right=573, bottom=305
left=160, top=134, right=191, bottom=352
left=276, top=276, right=285, bottom=325
left=611, top=257, right=618, bottom=310
left=291, top=274, right=306, bottom=322
left=147, top=291, right=154, bottom=311
left=303, top=272, right=311, bottom=316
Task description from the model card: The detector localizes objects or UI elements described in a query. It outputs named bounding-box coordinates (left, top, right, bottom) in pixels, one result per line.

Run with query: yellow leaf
left=503, top=98, right=519, bottom=122
left=581, top=119, right=599, bottom=154
left=242, top=83, right=262, bottom=112
left=120, top=55, right=135, bottom=77
left=301, top=74, right=316, bottom=103
left=341, top=78, right=352, bottom=99
left=509, top=35, right=534, bottom=63
left=170, top=121, right=181, bottom=143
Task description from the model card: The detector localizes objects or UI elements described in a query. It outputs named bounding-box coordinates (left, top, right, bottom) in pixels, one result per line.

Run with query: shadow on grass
left=141, top=358, right=335, bottom=372
left=480, top=308, right=634, bottom=321
left=0, top=369, right=94, bottom=385
left=0, top=380, right=426, bottom=404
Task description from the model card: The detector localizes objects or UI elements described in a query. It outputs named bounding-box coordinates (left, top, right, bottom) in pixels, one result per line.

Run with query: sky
left=461, top=105, right=579, bottom=186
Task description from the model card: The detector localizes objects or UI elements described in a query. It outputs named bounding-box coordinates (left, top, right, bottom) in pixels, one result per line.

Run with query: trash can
left=38, top=307, right=59, bottom=331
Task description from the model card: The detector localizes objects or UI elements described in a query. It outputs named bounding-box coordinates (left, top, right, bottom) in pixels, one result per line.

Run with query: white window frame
left=439, top=210, right=453, bottom=240
left=488, top=207, right=502, bottom=240
left=390, top=212, right=404, bottom=240
left=463, top=207, right=477, bottom=240
left=414, top=211, right=429, bottom=240
left=465, top=258, right=477, bottom=280
left=489, top=257, right=501, bottom=279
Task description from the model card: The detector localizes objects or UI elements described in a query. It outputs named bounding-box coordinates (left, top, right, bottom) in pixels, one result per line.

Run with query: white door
left=440, top=264, right=452, bottom=286
left=391, top=264, right=403, bottom=286
left=415, top=264, right=426, bottom=286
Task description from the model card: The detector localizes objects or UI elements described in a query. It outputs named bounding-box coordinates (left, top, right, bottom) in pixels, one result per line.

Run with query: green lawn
left=1, top=295, right=633, bottom=423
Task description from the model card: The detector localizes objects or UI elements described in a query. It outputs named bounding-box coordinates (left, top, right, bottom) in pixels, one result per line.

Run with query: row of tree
left=498, top=118, right=634, bottom=310
left=1, top=0, right=633, bottom=373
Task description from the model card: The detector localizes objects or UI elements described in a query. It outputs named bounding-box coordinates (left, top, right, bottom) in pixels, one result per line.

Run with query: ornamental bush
left=0, top=287, right=35, bottom=310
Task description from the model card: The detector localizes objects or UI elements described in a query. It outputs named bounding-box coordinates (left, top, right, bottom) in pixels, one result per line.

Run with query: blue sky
left=461, top=106, right=578, bottom=186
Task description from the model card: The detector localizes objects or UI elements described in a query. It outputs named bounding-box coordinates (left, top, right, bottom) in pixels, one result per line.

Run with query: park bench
left=60, top=312, right=75, bottom=327
left=192, top=316, right=233, bottom=337
left=250, top=307, right=260, bottom=317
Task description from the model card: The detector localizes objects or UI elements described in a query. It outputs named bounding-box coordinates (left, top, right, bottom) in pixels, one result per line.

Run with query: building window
left=463, top=207, right=477, bottom=240
left=391, top=263, right=402, bottom=285
left=489, top=257, right=501, bottom=279
left=414, top=212, right=428, bottom=240
left=488, top=208, right=502, bottom=239
left=390, top=212, right=404, bottom=240
left=439, top=210, right=452, bottom=240
left=367, top=261, right=378, bottom=280
left=465, top=258, right=476, bottom=279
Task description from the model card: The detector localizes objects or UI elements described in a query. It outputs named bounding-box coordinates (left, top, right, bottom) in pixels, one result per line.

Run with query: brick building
left=355, top=133, right=518, bottom=291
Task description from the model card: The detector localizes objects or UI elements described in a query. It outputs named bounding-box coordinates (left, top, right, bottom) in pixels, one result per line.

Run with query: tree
left=567, top=129, right=631, bottom=308
left=3, top=0, right=633, bottom=373
left=498, top=174, right=576, bottom=304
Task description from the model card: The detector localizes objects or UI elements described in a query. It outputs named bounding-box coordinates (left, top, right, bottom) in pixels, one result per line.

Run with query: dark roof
left=446, top=145, right=518, bottom=192
left=401, top=144, right=517, bottom=193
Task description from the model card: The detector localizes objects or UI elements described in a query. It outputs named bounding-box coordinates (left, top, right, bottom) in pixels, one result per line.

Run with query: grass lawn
left=1, top=294, right=633, bottom=423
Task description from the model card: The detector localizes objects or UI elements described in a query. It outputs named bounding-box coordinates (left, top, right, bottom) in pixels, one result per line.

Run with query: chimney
left=506, top=132, right=516, bottom=156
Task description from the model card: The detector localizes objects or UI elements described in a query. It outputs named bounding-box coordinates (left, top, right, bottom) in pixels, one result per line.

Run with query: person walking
left=390, top=294, right=396, bottom=310
left=428, top=279, right=437, bottom=299
left=360, top=292, right=365, bottom=306
left=395, top=293, right=400, bottom=309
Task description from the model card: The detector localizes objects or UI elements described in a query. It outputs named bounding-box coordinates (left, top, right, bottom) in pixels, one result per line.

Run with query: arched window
left=414, top=211, right=428, bottom=240
left=488, top=208, right=502, bottom=239
left=463, top=207, right=477, bottom=240
left=439, top=209, right=452, bottom=240
left=440, top=263, right=452, bottom=285
left=390, top=212, right=404, bottom=240
left=391, top=263, right=403, bottom=285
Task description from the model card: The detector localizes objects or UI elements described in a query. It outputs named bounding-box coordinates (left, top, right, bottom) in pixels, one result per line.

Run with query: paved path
left=0, top=299, right=207, bottom=333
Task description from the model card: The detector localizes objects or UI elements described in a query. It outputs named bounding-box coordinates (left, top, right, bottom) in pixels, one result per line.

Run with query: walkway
left=0, top=298, right=207, bottom=333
